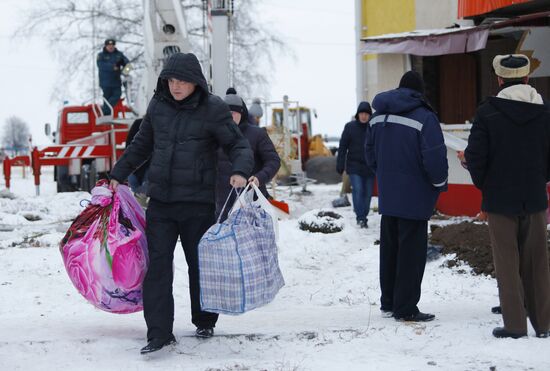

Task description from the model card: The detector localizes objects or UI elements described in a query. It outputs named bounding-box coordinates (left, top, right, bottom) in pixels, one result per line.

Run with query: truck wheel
left=79, top=161, right=97, bottom=193
left=56, top=166, right=77, bottom=193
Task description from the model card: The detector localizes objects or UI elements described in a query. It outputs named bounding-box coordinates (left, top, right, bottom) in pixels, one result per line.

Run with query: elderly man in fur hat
left=465, top=54, right=550, bottom=339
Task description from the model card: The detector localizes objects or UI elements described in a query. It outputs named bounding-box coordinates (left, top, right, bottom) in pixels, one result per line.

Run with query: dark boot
left=395, top=312, right=435, bottom=322
left=140, top=334, right=176, bottom=354
left=492, top=327, right=526, bottom=339
left=195, top=327, right=214, bottom=338
left=491, top=305, right=502, bottom=314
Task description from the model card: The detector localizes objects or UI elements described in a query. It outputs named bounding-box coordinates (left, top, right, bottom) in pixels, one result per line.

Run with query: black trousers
left=143, top=199, right=218, bottom=341
left=380, top=215, right=428, bottom=317
left=100, top=85, right=121, bottom=115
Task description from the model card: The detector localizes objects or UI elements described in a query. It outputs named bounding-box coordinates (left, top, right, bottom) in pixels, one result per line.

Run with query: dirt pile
left=430, top=221, right=550, bottom=277
left=430, top=222, right=495, bottom=276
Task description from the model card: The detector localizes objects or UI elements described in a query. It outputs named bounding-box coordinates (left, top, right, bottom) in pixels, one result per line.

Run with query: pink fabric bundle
left=60, top=181, right=148, bottom=313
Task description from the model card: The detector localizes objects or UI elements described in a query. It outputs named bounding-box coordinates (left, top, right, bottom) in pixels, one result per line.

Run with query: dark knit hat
left=104, top=38, right=116, bottom=46
left=224, top=94, right=244, bottom=113
left=398, top=71, right=425, bottom=95
left=248, top=98, right=263, bottom=118
left=226, top=87, right=237, bottom=95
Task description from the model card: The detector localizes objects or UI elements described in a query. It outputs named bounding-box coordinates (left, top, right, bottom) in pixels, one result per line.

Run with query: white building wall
left=415, top=0, right=459, bottom=29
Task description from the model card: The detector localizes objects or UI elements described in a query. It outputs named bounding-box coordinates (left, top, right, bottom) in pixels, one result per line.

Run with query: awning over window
left=361, top=26, right=490, bottom=56
left=361, top=12, right=550, bottom=57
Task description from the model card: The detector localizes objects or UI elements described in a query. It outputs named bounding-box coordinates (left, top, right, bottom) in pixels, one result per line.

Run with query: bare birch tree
left=2, top=116, right=31, bottom=155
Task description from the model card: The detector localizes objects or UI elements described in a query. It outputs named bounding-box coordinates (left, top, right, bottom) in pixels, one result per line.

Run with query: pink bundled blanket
left=60, top=180, right=148, bottom=313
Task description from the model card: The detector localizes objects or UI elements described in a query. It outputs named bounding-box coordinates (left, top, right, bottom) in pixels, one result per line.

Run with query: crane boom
left=136, top=0, right=193, bottom=115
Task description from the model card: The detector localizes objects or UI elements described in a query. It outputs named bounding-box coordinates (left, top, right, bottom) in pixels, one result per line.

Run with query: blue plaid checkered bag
left=198, top=186, right=285, bottom=314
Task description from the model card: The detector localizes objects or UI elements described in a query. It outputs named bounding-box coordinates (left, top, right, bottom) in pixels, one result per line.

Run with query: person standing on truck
left=97, top=38, right=130, bottom=115
left=109, top=52, right=253, bottom=354
left=465, top=54, right=550, bottom=339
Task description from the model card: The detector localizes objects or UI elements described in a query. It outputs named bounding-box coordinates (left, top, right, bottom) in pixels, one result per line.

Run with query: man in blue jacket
left=337, top=101, right=375, bottom=228
left=97, top=38, right=130, bottom=115
left=366, top=71, right=448, bottom=322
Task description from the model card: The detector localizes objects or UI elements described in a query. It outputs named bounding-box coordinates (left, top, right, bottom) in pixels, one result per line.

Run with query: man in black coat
left=337, top=101, right=375, bottom=228
left=465, top=54, right=550, bottom=339
left=109, top=52, right=254, bottom=353
left=216, top=92, right=280, bottom=221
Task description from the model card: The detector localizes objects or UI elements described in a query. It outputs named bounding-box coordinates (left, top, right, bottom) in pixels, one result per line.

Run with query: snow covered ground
left=1, top=168, right=549, bottom=370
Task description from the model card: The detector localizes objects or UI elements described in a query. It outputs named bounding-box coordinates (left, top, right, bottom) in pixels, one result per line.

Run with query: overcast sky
left=0, top=0, right=356, bottom=146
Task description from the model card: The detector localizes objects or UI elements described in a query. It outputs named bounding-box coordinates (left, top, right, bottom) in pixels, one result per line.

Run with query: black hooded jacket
left=336, top=101, right=374, bottom=177
left=110, top=53, right=254, bottom=204
left=465, top=85, right=550, bottom=215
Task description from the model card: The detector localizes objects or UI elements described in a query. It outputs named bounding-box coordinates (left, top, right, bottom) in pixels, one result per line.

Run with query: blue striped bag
left=198, top=186, right=285, bottom=314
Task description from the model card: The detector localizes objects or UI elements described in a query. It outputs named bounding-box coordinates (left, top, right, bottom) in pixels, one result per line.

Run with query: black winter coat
left=337, top=120, right=373, bottom=177
left=216, top=113, right=280, bottom=216
left=465, top=89, right=550, bottom=215
left=110, top=53, right=254, bottom=204
left=125, top=118, right=149, bottom=183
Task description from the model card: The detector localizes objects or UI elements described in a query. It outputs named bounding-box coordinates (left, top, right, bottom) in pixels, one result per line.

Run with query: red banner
left=458, top=0, right=532, bottom=18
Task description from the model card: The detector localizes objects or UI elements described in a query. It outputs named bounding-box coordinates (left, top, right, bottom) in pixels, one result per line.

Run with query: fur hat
left=493, top=54, right=530, bottom=79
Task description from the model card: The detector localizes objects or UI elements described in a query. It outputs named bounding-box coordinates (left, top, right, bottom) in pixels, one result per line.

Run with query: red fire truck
left=45, top=101, right=134, bottom=192
left=3, top=0, right=235, bottom=195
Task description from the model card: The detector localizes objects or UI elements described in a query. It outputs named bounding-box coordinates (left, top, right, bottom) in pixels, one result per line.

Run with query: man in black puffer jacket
left=216, top=92, right=281, bottom=221
left=109, top=53, right=254, bottom=354
left=125, top=118, right=149, bottom=197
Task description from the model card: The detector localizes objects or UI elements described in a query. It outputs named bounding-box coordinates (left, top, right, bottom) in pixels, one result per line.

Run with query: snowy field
left=1, top=167, right=549, bottom=371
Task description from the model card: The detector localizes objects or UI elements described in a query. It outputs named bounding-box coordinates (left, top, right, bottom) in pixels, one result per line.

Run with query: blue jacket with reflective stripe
left=365, top=88, right=448, bottom=220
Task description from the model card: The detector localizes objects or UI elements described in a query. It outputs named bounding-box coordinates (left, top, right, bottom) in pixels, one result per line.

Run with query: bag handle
left=230, top=183, right=274, bottom=215
left=229, top=183, right=255, bottom=215
left=216, top=187, right=244, bottom=224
